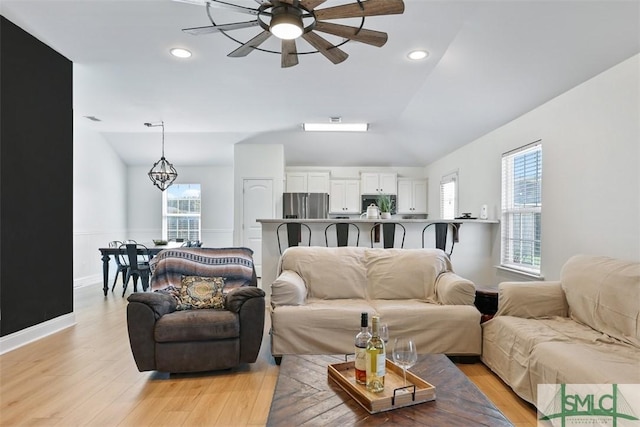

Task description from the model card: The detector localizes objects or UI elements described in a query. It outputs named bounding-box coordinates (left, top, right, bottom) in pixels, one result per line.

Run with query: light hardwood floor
left=0, top=285, right=536, bottom=426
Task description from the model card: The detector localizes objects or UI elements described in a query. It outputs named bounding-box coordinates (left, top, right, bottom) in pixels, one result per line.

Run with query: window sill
left=496, top=265, right=544, bottom=280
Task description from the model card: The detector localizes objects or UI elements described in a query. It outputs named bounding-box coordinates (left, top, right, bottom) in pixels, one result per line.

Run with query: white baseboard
left=0, top=313, right=76, bottom=355
left=74, top=274, right=102, bottom=288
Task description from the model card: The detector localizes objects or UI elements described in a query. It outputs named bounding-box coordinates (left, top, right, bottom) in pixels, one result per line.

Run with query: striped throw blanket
left=149, top=247, right=256, bottom=292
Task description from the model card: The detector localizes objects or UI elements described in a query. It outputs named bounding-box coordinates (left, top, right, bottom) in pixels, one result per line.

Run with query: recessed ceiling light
left=170, top=48, right=192, bottom=58
left=407, top=50, right=429, bottom=61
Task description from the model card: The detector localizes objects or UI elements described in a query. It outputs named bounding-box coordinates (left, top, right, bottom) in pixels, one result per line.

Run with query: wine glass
left=392, top=337, right=418, bottom=386
left=379, top=323, right=389, bottom=346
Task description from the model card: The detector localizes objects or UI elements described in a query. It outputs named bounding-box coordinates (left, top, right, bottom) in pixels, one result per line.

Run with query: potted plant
left=377, top=194, right=393, bottom=219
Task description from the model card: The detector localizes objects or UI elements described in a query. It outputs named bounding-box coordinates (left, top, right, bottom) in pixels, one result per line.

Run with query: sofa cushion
left=481, top=315, right=602, bottom=404
left=271, top=270, right=307, bottom=306
left=176, top=276, right=225, bottom=310
left=365, top=249, right=451, bottom=300
left=270, top=299, right=375, bottom=355
left=371, top=299, right=481, bottom=355
left=561, top=255, right=640, bottom=348
left=528, top=340, right=640, bottom=389
left=155, top=309, right=239, bottom=342
left=280, top=247, right=367, bottom=299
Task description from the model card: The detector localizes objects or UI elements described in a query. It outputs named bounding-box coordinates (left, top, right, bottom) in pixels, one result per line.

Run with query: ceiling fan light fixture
left=303, top=122, right=369, bottom=132
left=270, top=7, right=303, bottom=40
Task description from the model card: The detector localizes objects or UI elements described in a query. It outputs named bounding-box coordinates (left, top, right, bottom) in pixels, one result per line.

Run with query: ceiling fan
left=174, top=0, right=405, bottom=68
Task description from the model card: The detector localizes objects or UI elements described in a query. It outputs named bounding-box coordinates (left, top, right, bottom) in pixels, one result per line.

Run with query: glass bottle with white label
left=366, top=315, right=386, bottom=392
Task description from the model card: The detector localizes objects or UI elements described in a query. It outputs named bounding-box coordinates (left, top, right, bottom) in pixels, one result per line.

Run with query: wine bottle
left=366, top=315, right=385, bottom=393
left=354, top=312, right=371, bottom=385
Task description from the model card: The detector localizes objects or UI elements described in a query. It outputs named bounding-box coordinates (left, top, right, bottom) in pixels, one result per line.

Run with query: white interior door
left=242, top=179, right=273, bottom=277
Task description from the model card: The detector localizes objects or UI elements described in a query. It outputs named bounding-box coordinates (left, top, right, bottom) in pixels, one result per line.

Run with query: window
left=440, top=171, right=458, bottom=219
left=501, top=141, right=542, bottom=274
left=163, top=184, right=201, bottom=241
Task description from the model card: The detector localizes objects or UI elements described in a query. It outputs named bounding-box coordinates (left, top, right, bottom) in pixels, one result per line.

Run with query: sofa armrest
left=435, top=272, right=476, bottom=305
left=127, top=292, right=177, bottom=319
left=270, top=270, right=307, bottom=306
left=225, top=286, right=266, bottom=313
left=495, top=281, right=568, bottom=318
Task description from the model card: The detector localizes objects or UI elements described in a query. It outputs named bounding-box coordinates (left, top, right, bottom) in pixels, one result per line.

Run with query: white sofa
left=269, top=246, right=481, bottom=361
left=482, top=255, right=640, bottom=405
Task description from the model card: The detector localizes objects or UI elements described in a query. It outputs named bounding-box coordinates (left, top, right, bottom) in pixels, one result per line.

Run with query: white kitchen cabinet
left=307, top=172, right=330, bottom=193
left=360, top=172, right=397, bottom=194
left=397, top=178, right=427, bottom=214
left=286, top=171, right=330, bottom=193
left=330, top=180, right=361, bottom=213
left=286, top=172, right=307, bottom=192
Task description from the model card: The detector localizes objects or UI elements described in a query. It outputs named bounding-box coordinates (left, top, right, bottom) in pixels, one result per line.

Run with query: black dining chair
left=109, top=240, right=128, bottom=292
left=422, top=223, right=460, bottom=257
left=277, top=223, right=312, bottom=254
left=325, top=223, right=360, bottom=247
left=370, top=222, right=406, bottom=248
left=119, top=243, right=151, bottom=296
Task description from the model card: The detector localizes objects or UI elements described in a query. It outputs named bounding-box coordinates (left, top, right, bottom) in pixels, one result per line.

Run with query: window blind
left=162, top=183, right=202, bottom=241
left=440, top=172, right=458, bottom=219
left=501, top=141, right=542, bottom=274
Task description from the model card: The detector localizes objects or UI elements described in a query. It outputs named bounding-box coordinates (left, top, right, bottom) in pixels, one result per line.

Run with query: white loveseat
left=269, top=246, right=481, bottom=361
left=482, top=255, right=640, bottom=405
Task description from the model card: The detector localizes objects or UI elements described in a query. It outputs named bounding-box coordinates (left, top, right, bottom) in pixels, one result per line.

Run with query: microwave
left=361, top=194, right=396, bottom=214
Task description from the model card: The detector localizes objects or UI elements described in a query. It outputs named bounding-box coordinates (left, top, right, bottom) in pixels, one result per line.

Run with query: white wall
left=127, top=165, right=234, bottom=248
left=425, top=54, right=640, bottom=283
left=233, top=144, right=285, bottom=246
left=73, top=123, right=127, bottom=287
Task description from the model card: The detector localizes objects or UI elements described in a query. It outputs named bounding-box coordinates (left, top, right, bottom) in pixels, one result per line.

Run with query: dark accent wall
left=1, top=16, right=73, bottom=336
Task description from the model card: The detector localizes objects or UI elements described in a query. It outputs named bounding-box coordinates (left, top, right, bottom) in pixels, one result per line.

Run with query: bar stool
left=422, top=223, right=459, bottom=257
left=370, top=222, right=406, bottom=248
left=325, top=223, right=360, bottom=247
left=277, top=223, right=312, bottom=254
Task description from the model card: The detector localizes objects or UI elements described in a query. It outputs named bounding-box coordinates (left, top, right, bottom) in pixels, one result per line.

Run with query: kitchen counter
left=257, top=218, right=498, bottom=224
left=257, top=218, right=500, bottom=291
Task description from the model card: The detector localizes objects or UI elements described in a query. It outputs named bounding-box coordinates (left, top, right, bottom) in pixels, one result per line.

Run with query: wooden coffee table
left=267, top=354, right=513, bottom=426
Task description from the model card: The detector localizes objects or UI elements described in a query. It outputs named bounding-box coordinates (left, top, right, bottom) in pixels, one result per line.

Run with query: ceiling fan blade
left=228, top=30, right=272, bottom=57
left=302, top=31, right=348, bottom=64
left=209, top=0, right=261, bottom=16
left=314, top=21, right=387, bottom=47
left=183, top=20, right=259, bottom=35
left=300, top=0, right=327, bottom=10
left=172, top=0, right=207, bottom=6
left=314, top=0, right=404, bottom=20
left=277, top=0, right=326, bottom=11
left=281, top=39, right=299, bottom=68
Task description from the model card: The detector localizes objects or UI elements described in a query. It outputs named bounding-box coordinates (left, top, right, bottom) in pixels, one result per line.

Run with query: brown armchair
left=126, top=247, right=265, bottom=373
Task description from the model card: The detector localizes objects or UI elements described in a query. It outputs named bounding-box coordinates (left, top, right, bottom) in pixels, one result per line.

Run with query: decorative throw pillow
left=176, top=276, right=225, bottom=310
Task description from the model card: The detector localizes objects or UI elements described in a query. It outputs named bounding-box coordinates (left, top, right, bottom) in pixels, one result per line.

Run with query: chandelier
left=145, top=121, right=178, bottom=191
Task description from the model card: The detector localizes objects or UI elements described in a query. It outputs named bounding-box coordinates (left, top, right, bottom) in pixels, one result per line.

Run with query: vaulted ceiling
left=1, top=0, right=638, bottom=167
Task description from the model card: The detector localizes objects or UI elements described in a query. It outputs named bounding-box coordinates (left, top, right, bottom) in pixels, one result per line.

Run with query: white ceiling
left=1, top=0, right=638, bottom=167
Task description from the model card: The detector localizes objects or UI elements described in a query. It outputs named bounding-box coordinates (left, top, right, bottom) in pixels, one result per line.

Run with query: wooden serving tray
left=327, top=359, right=436, bottom=414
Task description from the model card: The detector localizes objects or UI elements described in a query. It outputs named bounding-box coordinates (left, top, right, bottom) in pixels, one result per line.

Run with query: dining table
left=97, top=242, right=185, bottom=296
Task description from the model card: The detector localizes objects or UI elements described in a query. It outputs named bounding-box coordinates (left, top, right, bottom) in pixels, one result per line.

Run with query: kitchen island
left=257, top=218, right=499, bottom=291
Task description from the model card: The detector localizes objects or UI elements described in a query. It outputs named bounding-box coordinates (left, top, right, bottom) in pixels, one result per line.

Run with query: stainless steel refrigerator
left=283, top=193, right=329, bottom=219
